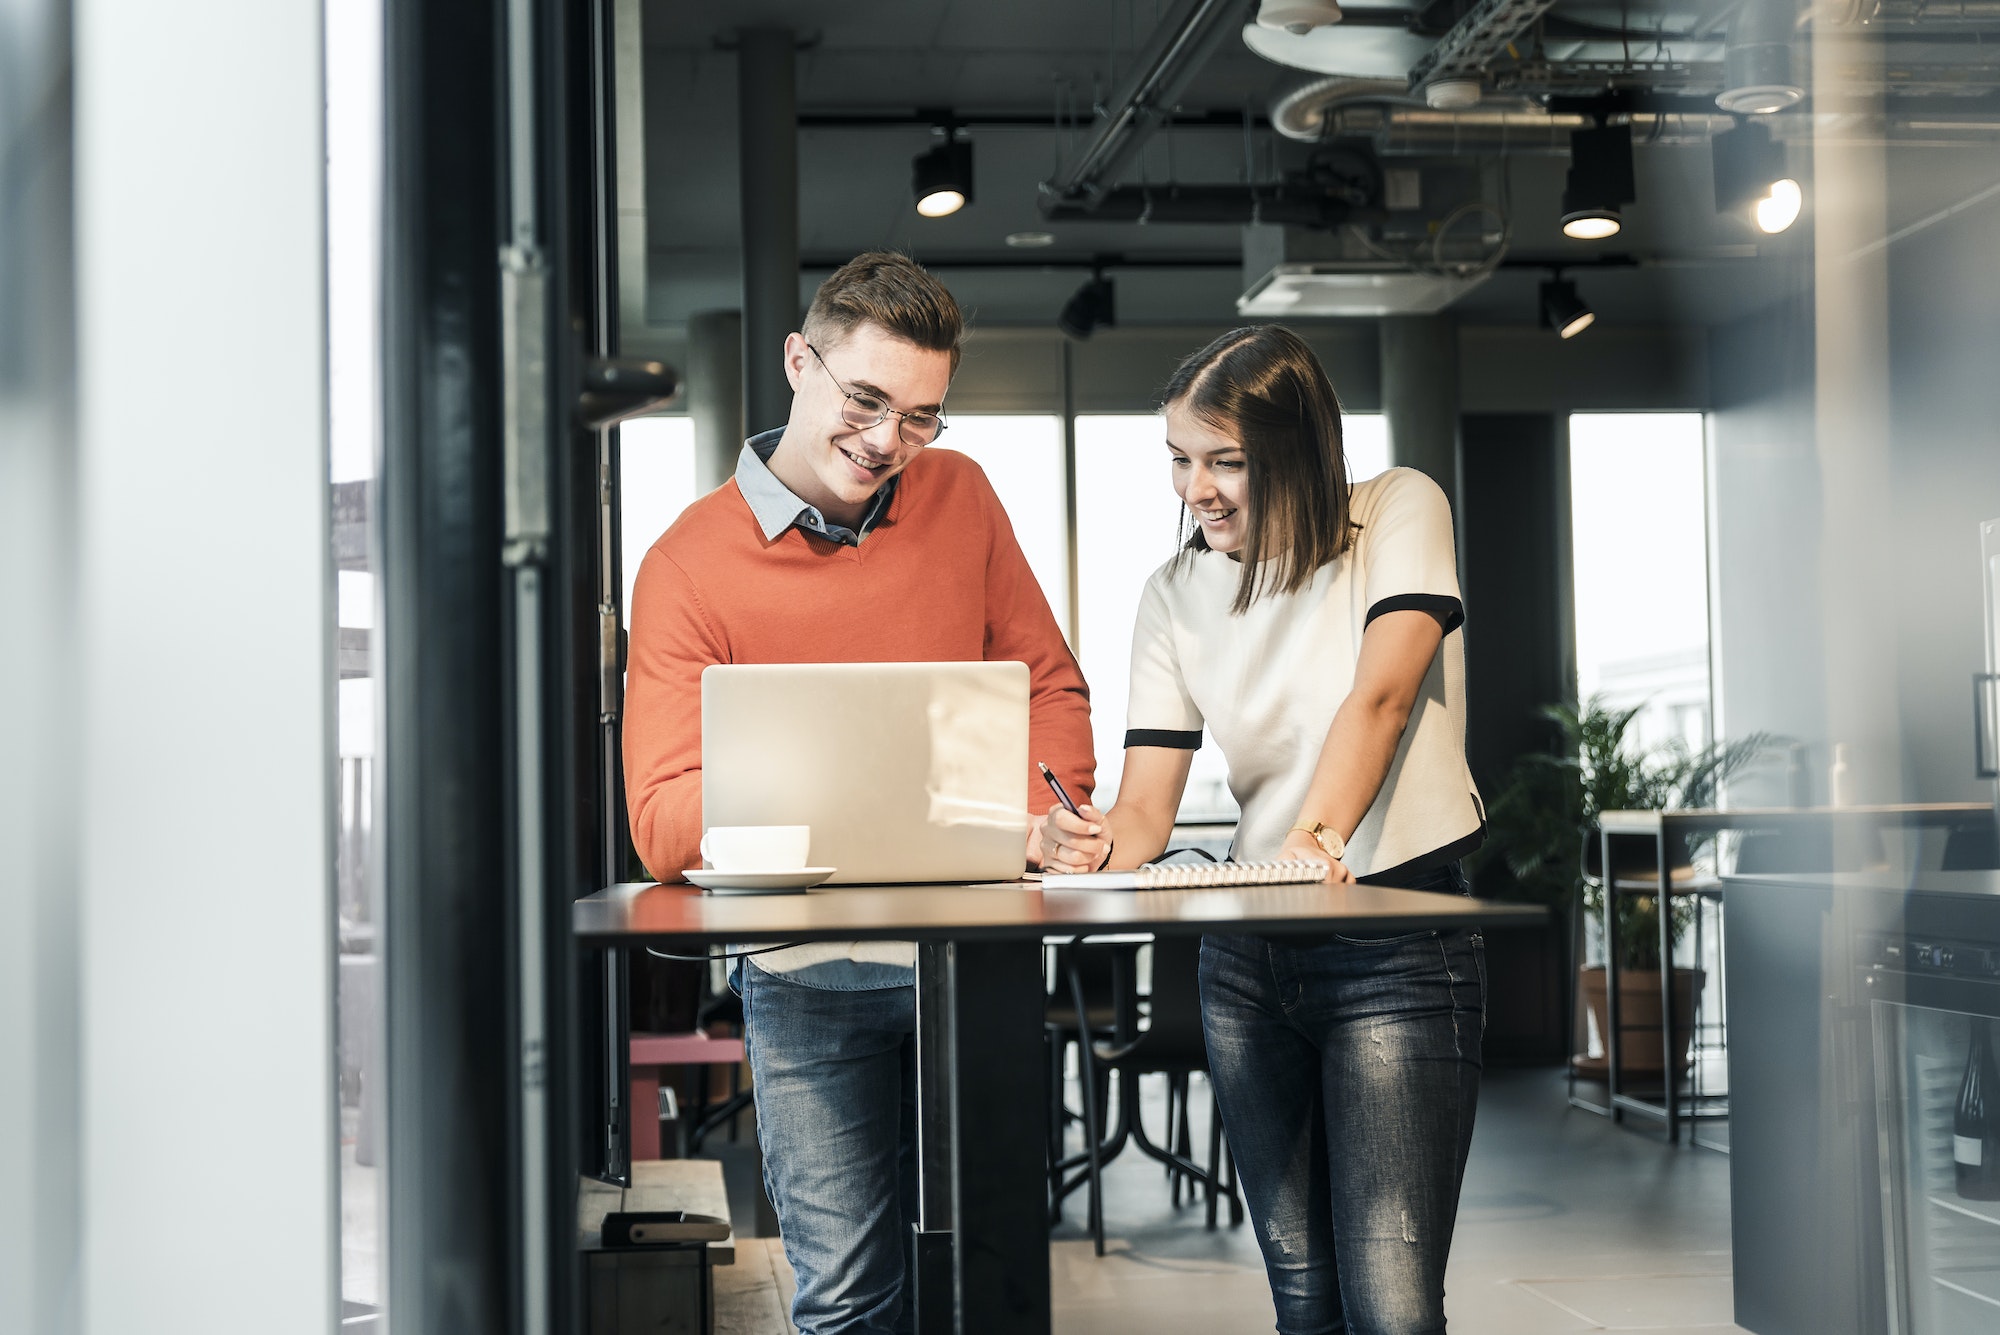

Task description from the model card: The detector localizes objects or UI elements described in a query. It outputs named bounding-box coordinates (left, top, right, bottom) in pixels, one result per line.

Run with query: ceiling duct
left=1241, top=0, right=1435, bottom=78
left=1717, top=0, right=1805, bottom=114
left=1319, top=106, right=1729, bottom=154
left=1256, top=0, right=1346, bottom=35
left=1040, top=180, right=1368, bottom=228
left=1041, top=0, right=1245, bottom=210
left=1271, top=76, right=1415, bottom=141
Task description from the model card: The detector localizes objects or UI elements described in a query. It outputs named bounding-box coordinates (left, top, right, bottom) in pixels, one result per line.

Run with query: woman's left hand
left=1281, top=829, right=1355, bottom=884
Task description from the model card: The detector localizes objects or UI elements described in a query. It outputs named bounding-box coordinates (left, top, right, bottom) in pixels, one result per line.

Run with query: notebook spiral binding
left=1129, top=859, right=1328, bottom=889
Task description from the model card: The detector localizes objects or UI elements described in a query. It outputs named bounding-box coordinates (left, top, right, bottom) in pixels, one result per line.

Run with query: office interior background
left=5, top=0, right=2000, bottom=1332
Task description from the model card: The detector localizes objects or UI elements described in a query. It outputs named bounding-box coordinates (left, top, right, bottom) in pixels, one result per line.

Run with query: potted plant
left=1477, top=698, right=1777, bottom=1080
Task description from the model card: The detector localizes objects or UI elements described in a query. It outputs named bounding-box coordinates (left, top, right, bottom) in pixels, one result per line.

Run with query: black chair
left=1058, top=936, right=1243, bottom=1255
left=1044, top=942, right=1129, bottom=1222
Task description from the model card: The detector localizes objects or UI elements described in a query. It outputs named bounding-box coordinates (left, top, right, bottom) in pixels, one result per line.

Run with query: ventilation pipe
left=1271, top=77, right=1416, bottom=141
left=1717, top=0, right=1804, bottom=114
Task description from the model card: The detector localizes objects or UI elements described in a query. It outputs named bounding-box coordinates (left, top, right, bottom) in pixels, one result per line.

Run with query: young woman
left=1043, top=325, right=1486, bottom=1334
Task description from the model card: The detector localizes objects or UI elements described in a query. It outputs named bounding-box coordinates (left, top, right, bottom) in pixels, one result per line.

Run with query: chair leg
left=1205, top=1079, right=1222, bottom=1231
left=1068, top=959, right=1107, bottom=1256
left=1047, top=1029, right=1068, bottom=1224
left=1223, top=1132, right=1242, bottom=1226
left=1168, top=1071, right=1184, bottom=1207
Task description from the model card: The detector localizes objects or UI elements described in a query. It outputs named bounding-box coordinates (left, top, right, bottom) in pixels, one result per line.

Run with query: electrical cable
left=645, top=942, right=807, bottom=963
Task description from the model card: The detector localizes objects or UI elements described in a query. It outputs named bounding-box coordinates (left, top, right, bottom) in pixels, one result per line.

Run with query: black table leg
left=949, top=938, right=1050, bottom=1335
left=912, top=942, right=955, bottom=1335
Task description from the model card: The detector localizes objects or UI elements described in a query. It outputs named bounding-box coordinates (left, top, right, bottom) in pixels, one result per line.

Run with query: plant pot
left=1573, top=964, right=1706, bottom=1078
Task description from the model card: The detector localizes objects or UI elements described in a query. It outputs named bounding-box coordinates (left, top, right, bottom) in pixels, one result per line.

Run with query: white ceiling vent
left=1238, top=213, right=1498, bottom=318
left=1238, top=264, right=1489, bottom=317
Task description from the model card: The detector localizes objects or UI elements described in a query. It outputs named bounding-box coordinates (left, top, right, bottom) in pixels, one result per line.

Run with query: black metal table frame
left=576, top=884, right=1536, bottom=1335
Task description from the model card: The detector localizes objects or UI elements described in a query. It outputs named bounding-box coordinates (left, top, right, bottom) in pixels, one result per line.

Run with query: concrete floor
left=341, top=1066, right=1751, bottom=1332
left=1043, top=1067, right=1750, bottom=1335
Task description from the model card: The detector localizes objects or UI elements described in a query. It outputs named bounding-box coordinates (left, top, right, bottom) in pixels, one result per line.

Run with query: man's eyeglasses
left=807, top=342, right=948, bottom=446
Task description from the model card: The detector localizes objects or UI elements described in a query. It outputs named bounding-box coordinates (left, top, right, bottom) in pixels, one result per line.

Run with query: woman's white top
left=1125, top=467, right=1484, bottom=878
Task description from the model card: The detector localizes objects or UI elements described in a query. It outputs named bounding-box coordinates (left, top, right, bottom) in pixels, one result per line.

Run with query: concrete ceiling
left=630, top=0, right=2000, bottom=334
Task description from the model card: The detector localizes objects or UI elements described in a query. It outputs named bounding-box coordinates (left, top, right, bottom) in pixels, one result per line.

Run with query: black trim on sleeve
left=1124, top=728, right=1203, bottom=750
left=1356, top=824, right=1487, bottom=888
left=1365, top=593, right=1464, bottom=636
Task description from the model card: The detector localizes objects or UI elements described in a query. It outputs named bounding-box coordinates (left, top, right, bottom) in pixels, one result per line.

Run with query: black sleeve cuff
left=1125, top=728, right=1203, bottom=750
left=1365, top=593, right=1464, bottom=635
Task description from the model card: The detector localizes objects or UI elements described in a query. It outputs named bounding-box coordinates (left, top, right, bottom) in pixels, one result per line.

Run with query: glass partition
left=326, top=0, right=384, bottom=1321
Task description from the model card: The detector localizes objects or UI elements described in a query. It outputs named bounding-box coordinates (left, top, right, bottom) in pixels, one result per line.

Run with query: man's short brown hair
left=802, top=251, right=965, bottom=374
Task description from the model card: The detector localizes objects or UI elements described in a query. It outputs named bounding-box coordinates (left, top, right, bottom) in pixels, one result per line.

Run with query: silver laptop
left=701, top=661, right=1030, bottom=884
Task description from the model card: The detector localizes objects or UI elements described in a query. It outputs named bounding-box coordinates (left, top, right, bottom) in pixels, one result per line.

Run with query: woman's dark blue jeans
left=1198, top=862, right=1485, bottom=1335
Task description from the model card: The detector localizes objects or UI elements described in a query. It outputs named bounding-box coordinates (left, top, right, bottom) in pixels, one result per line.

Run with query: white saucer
left=686, top=867, right=836, bottom=894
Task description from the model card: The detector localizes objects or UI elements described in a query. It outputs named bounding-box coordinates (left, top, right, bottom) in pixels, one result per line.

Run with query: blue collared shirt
left=735, top=428, right=900, bottom=546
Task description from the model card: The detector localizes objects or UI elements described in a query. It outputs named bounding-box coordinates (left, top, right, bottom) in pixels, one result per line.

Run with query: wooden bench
left=579, top=1160, right=791, bottom=1334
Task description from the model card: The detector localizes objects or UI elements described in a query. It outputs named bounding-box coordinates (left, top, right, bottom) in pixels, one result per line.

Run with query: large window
left=1568, top=413, right=1712, bottom=753
left=939, top=416, right=1071, bottom=637
left=618, top=416, right=699, bottom=623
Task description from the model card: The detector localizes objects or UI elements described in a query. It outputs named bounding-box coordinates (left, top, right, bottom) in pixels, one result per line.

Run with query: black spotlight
left=1712, top=119, right=1802, bottom=234
left=912, top=134, right=973, bottom=218
left=1058, top=271, right=1116, bottom=340
left=1561, top=122, right=1635, bottom=241
left=1539, top=275, right=1595, bottom=339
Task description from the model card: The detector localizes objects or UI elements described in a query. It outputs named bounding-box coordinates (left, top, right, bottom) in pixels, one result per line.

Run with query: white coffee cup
left=699, top=824, right=811, bottom=872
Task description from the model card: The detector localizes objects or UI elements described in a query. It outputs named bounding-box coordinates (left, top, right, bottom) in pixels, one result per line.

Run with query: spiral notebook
left=1041, top=859, right=1329, bottom=891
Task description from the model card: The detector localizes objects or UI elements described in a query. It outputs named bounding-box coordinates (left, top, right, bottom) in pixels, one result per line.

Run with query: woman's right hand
left=1041, top=803, right=1111, bottom=874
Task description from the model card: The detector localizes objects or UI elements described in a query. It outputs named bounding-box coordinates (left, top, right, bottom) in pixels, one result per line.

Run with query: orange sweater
left=623, top=447, right=1095, bottom=882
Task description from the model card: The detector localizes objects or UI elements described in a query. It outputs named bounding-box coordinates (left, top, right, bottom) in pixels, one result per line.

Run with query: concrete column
left=1379, top=315, right=1461, bottom=503
left=736, top=28, right=799, bottom=435
left=686, top=309, right=745, bottom=492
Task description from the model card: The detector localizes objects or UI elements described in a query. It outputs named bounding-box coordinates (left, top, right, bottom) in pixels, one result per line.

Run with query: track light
left=1561, top=123, right=1635, bottom=241
left=1712, top=120, right=1801, bottom=234
left=1716, top=0, right=1804, bottom=115
left=1540, top=275, right=1595, bottom=340
left=912, top=132, right=973, bottom=218
left=1058, top=271, right=1116, bottom=340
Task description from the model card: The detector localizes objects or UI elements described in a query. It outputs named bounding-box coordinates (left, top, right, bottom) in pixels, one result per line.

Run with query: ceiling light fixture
left=1006, top=231, right=1056, bottom=248
left=912, top=125, right=973, bottom=218
left=1539, top=274, right=1596, bottom=340
left=1756, top=178, right=1803, bottom=234
left=1712, top=119, right=1802, bottom=234
left=1255, top=0, right=1344, bottom=35
left=1058, top=269, right=1116, bottom=340
left=1561, top=122, right=1635, bottom=241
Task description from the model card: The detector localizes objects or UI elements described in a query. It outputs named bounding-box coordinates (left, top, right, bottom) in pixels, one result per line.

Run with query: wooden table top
left=571, top=879, right=1548, bottom=945
left=1599, top=803, right=1993, bottom=834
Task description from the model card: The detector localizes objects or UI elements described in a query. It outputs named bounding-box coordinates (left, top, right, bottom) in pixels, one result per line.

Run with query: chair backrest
left=1115, top=937, right=1210, bottom=1074
left=1051, top=942, right=1123, bottom=1010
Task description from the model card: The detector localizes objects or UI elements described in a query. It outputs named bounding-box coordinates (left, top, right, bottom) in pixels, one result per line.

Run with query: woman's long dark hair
left=1163, top=325, right=1356, bottom=615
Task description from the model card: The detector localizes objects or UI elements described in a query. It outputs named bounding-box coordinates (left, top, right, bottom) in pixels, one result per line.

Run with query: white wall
left=74, top=2, right=335, bottom=1333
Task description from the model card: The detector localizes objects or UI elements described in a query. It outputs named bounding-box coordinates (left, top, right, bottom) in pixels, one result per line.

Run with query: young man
left=622, top=251, right=1093, bottom=1335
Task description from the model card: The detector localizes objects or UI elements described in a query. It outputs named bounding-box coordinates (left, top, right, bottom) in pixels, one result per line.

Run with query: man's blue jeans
left=1198, top=863, right=1486, bottom=1335
left=739, top=963, right=917, bottom=1335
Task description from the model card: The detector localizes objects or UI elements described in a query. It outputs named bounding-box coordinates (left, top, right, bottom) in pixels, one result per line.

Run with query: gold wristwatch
left=1289, top=820, right=1345, bottom=861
